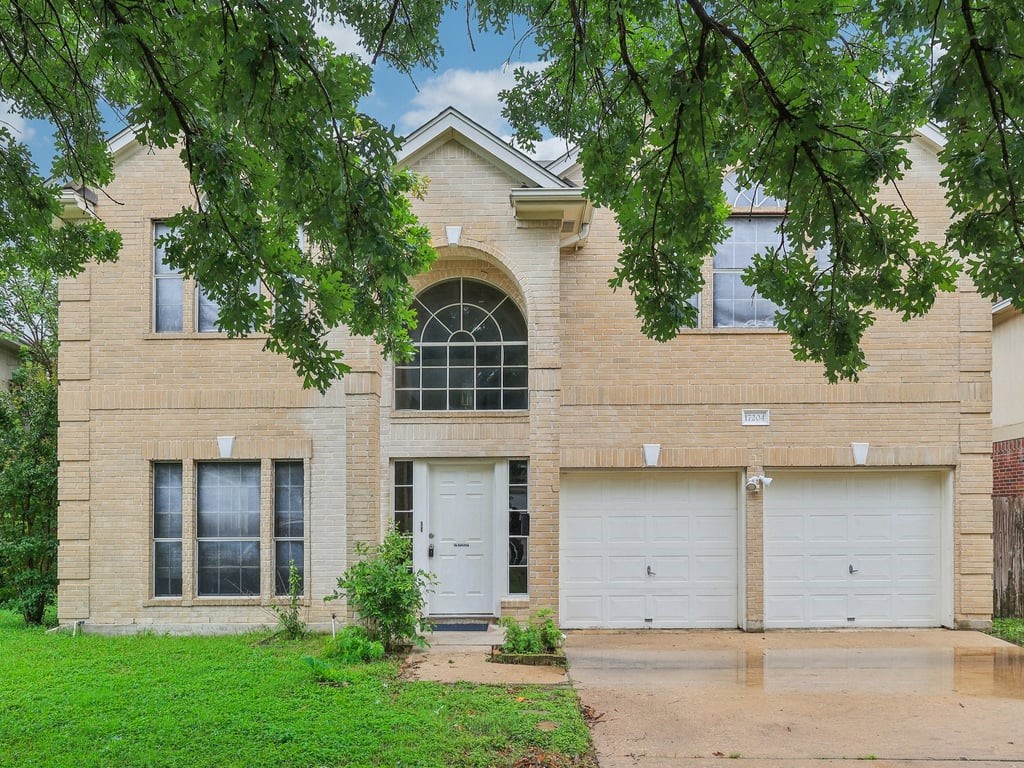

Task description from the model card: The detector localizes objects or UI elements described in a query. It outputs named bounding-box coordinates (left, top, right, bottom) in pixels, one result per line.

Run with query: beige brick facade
left=57, top=110, right=992, bottom=632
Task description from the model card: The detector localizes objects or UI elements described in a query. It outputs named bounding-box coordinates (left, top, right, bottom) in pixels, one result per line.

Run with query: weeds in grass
left=991, top=617, right=1024, bottom=647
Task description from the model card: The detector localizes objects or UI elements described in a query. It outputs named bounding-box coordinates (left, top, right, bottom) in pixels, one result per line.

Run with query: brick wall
left=993, top=438, right=1024, bottom=497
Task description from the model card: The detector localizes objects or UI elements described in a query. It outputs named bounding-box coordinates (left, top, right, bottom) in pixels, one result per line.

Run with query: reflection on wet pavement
left=569, top=646, right=1024, bottom=699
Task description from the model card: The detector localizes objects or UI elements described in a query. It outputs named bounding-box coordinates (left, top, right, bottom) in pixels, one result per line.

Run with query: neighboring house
left=991, top=300, right=1023, bottom=616
left=0, top=338, right=20, bottom=389
left=56, top=109, right=993, bottom=633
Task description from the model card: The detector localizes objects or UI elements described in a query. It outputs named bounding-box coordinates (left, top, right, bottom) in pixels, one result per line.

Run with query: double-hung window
left=154, top=223, right=183, bottom=332
left=712, top=216, right=785, bottom=328
left=196, top=463, right=261, bottom=596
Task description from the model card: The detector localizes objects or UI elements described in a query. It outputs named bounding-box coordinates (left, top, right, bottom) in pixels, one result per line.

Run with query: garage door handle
left=647, top=565, right=656, bottom=576
left=849, top=564, right=858, bottom=574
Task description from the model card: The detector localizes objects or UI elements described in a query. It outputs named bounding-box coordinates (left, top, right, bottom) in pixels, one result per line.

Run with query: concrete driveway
left=565, top=630, right=1024, bottom=768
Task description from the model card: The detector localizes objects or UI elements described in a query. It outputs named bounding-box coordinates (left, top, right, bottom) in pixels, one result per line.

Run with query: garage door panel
left=608, top=556, right=646, bottom=583
left=851, top=514, right=892, bottom=542
left=765, top=595, right=806, bottom=622
left=608, top=595, right=645, bottom=623
left=809, top=594, right=848, bottom=623
left=650, top=556, right=690, bottom=582
left=693, top=555, right=735, bottom=583
left=694, top=515, right=735, bottom=543
left=563, top=516, right=602, bottom=544
left=766, top=554, right=805, bottom=580
left=561, top=472, right=738, bottom=629
left=896, top=554, right=940, bottom=580
left=692, top=594, right=737, bottom=623
left=851, top=555, right=894, bottom=581
left=765, top=471, right=943, bottom=628
left=765, top=514, right=805, bottom=543
left=651, top=515, right=690, bottom=542
left=562, top=555, right=602, bottom=583
left=807, top=555, right=848, bottom=580
left=808, top=514, right=848, bottom=542
left=894, top=514, right=939, bottom=544
left=650, top=594, right=690, bottom=623
left=608, top=516, right=645, bottom=543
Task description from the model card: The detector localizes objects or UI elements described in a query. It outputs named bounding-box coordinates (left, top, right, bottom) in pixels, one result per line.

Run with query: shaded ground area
left=565, top=629, right=1024, bottom=768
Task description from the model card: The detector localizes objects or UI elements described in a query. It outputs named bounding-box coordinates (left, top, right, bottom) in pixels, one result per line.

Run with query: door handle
left=647, top=565, right=656, bottom=576
left=429, top=544, right=435, bottom=558
left=849, top=564, right=858, bottom=574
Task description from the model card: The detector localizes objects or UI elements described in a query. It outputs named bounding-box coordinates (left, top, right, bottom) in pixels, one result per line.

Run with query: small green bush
left=325, top=528, right=434, bottom=653
left=499, top=608, right=563, bottom=654
left=270, top=560, right=307, bottom=639
left=323, top=625, right=385, bottom=663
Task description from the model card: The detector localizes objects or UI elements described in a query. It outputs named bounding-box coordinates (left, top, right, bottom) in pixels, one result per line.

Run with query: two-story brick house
left=56, top=109, right=993, bottom=632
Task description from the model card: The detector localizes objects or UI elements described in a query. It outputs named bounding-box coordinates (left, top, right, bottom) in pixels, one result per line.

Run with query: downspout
left=559, top=222, right=591, bottom=250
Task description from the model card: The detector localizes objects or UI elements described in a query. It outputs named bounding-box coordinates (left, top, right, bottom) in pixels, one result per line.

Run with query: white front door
left=429, top=464, right=494, bottom=615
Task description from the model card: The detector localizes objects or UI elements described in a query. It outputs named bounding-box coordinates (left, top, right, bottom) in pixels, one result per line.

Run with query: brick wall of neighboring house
left=55, top=121, right=994, bottom=632
left=993, top=438, right=1024, bottom=497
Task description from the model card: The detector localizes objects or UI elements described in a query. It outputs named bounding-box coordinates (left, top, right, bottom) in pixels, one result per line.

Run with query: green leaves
left=498, top=0, right=1007, bottom=380
left=3, top=0, right=1023, bottom=385
left=0, top=365, right=57, bottom=624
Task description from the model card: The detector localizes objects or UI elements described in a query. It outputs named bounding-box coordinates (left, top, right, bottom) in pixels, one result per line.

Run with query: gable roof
left=397, top=107, right=574, bottom=189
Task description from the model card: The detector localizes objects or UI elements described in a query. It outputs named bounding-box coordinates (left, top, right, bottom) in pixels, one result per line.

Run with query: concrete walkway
left=565, top=629, right=1024, bottom=768
left=402, top=624, right=569, bottom=685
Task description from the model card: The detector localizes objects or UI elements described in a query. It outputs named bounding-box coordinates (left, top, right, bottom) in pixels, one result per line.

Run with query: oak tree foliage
left=1, top=0, right=1022, bottom=384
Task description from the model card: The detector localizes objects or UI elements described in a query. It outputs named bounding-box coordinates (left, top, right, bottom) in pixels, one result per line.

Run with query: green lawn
left=0, top=612, right=593, bottom=768
left=990, top=617, right=1024, bottom=647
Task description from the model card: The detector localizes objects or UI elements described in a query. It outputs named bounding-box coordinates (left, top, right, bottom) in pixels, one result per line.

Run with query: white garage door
left=560, top=471, right=739, bottom=629
left=765, top=471, right=945, bottom=628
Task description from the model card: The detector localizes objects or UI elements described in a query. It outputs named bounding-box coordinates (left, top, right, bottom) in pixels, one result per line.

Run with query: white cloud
left=315, top=20, right=370, bottom=63
left=0, top=99, right=32, bottom=140
left=398, top=62, right=546, bottom=135
left=500, top=134, right=574, bottom=162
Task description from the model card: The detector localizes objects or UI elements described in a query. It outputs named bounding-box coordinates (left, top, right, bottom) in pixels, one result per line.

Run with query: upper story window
left=154, top=223, right=184, bottom=332
left=395, top=278, right=528, bottom=411
left=713, top=216, right=785, bottom=328
left=154, top=222, right=260, bottom=333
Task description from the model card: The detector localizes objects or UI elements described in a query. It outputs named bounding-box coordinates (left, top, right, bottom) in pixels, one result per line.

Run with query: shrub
left=325, top=528, right=434, bottom=653
left=499, top=609, right=563, bottom=654
left=323, top=625, right=385, bottom=663
left=270, top=560, right=306, bottom=639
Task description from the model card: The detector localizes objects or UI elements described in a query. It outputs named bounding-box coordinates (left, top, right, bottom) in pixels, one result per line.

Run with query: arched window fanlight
left=395, top=278, right=528, bottom=411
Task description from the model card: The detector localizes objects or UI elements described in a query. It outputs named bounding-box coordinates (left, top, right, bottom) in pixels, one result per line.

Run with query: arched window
left=395, top=278, right=528, bottom=411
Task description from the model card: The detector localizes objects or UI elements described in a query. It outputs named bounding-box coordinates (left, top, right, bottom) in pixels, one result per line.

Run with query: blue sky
left=0, top=10, right=567, bottom=176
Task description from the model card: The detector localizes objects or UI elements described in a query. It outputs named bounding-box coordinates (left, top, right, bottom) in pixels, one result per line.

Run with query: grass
left=0, top=611, right=593, bottom=768
left=990, top=617, right=1024, bottom=647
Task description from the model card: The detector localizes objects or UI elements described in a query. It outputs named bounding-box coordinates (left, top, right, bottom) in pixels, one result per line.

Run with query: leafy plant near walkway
left=326, top=528, right=434, bottom=653
left=0, top=610, right=592, bottom=768
left=500, top=609, right=564, bottom=655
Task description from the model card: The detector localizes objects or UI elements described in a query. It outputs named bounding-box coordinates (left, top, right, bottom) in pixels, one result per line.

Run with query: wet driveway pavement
left=565, top=630, right=1024, bottom=768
